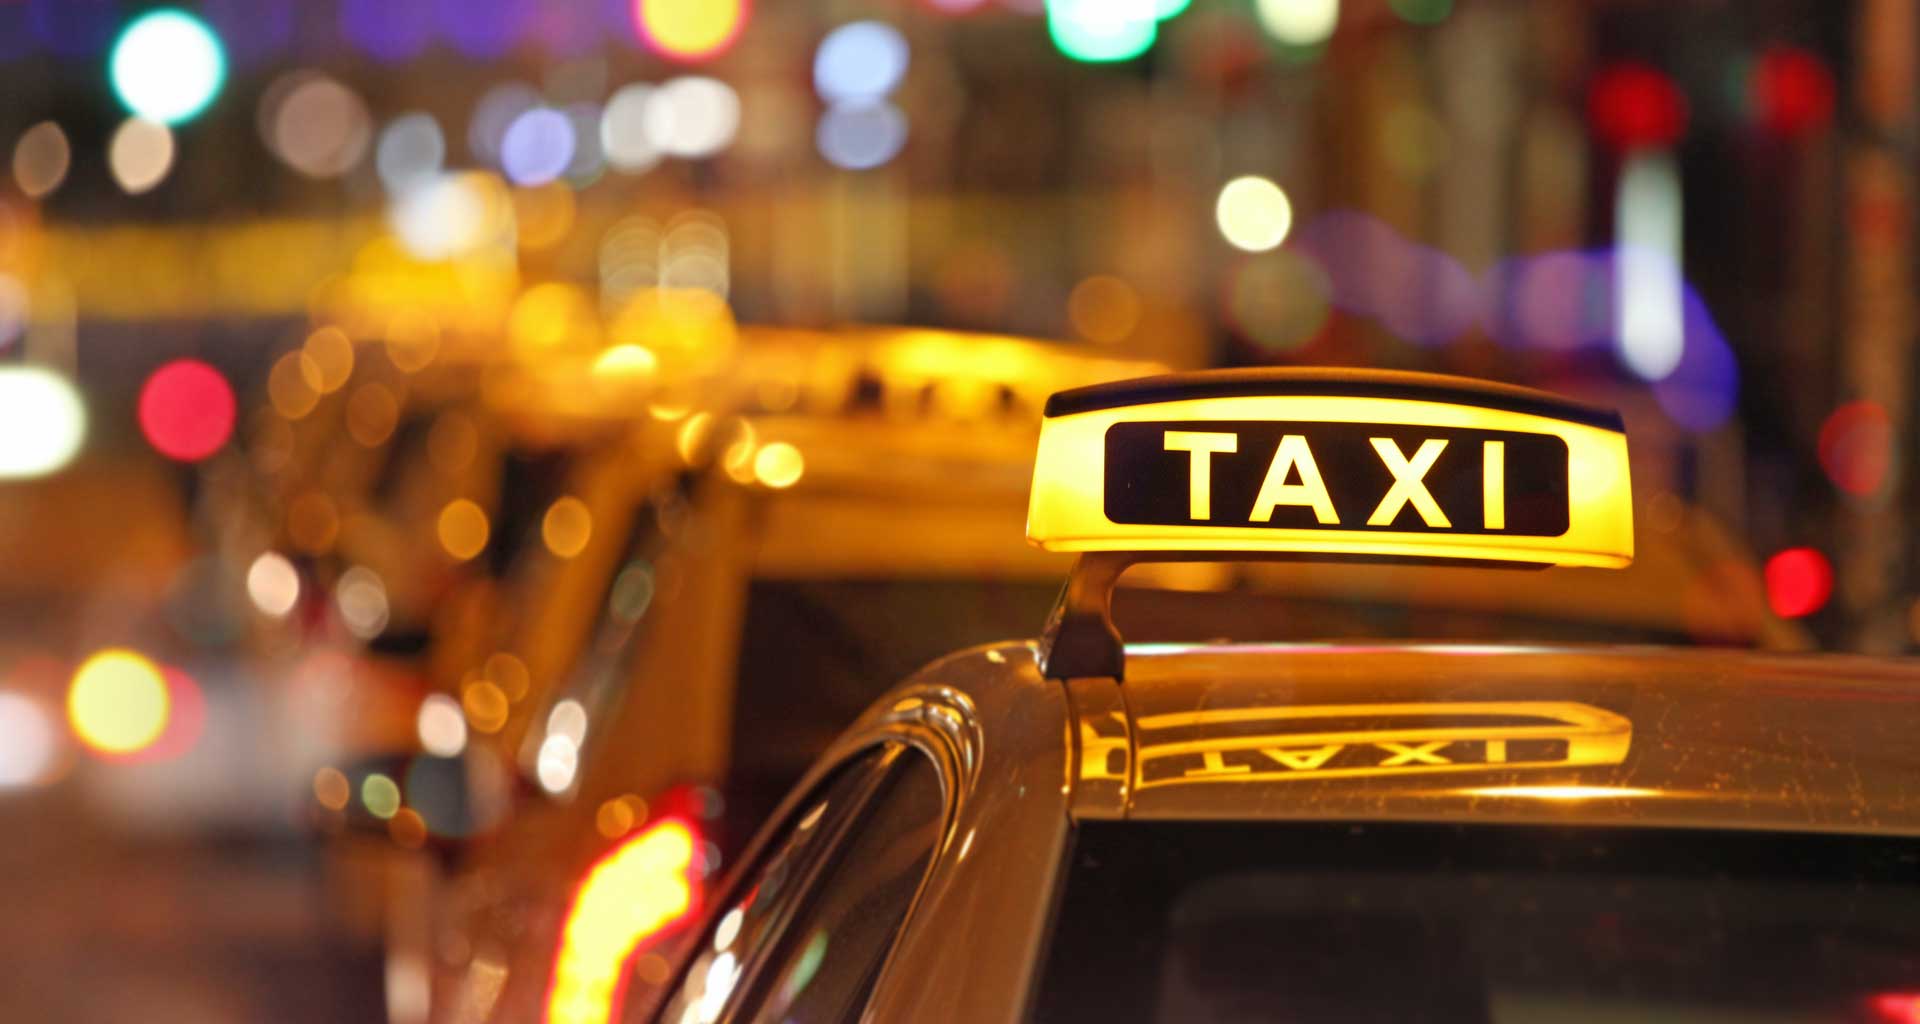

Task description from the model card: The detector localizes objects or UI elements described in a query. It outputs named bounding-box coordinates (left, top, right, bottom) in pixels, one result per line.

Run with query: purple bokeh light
left=29, top=0, right=119, bottom=59
left=203, top=0, right=296, bottom=68
left=340, top=0, right=436, bottom=63
left=437, top=0, right=536, bottom=59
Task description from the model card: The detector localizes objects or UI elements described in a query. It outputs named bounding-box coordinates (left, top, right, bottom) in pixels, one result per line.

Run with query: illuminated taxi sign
left=1027, top=369, right=1633, bottom=569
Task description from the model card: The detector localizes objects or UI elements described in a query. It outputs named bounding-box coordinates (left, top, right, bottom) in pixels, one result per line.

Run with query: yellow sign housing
left=1026, top=369, right=1634, bottom=569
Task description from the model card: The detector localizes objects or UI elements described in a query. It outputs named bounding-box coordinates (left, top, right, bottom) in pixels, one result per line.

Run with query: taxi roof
left=904, top=640, right=1920, bottom=838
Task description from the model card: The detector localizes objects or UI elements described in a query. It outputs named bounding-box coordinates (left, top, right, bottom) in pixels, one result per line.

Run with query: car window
left=727, top=745, right=945, bottom=1023
left=1033, top=820, right=1920, bottom=1024
left=642, top=748, right=889, bottom=1024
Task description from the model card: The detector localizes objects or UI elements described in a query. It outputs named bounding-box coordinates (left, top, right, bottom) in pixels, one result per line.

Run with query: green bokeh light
left=1048, top=0, right=1157, bottom=63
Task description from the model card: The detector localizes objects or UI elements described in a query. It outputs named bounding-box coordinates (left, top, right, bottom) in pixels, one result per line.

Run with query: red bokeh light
left=1588, top=63, right=1689, bottom=152
left=138, top=359, right=235, bottom=462
left=1752, top=46, right=1836, bottom=138
left=1764, top=547, right=1833, bottom=619
left=1869, top=993, right=1920, bottom=1024
left=119, top=665, right=206, bottom=763
left=1818, top=400, right=1894, bottom=498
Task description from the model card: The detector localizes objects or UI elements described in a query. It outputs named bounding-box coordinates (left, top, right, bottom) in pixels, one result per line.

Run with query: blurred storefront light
left=644, top=76, right=741, bottom=159
left=1048, top=0, right=1156, bottom=63
left=816, top=101, right=908, bottom=170
left=11, top=121, right=70, bottom=200
left=107, top=118, right=175, bottom=195
left=1613, top=152, right=1684, bottom=381
left=1255, top=0, right=1338, bottom=48
left=110, top=9, right=227, bottom=126
left=634, top=0, right=748, bottom=62
left=68, top=649, right=170, bottom=758
left=246, top=551, right=302, bottom=618
left=138, top=359, right=235, bottom=462
left=813, top=21, right=910, bottom=104
left=1215, top=175, right=1293, bottom=252
left=0, top=366, right=86, bottom=480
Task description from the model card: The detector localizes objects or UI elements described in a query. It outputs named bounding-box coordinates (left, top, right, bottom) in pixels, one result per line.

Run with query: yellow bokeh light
left=268, top=350, right=321, bottom=419
left=386, top=309, right=442, bottom=373
left=637, top=0, right=747, bottom=61
left=361, top=772, right=401, bottom=819
left=1215, top=175, right=1294, bottom=252
left=596, top=797, right=635, bottom=838
left=483, top=651, right=530, bottom=702
left=438, top=499, right=491, bottom=560
left=546, top=820, right=698, bottom=1024
left=753, top=442, right=804, bottom=489
left=302, top=326, right=355, bottom=393
left=1068, top=275, right=1143, bottom=344
left=462, top=679, right=510, bottom=734
left=591, top=343, right=658, bottom=381
left=346, top=382, right=400, bottom=447
left=509, top=282, right=598, bottom=354
left=542, top=496, right=593, bottom=558
left=68, top=649, right=171, bottom=756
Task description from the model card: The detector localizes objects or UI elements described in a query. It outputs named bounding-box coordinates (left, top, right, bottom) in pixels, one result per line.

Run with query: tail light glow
left=545, top=818, right=700, bottom=1024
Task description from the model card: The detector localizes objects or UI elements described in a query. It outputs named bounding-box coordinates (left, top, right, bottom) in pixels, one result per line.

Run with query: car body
left=583, top=369, right=1920, bottom=1024
left=618, top=639, right=1920, bottom=1023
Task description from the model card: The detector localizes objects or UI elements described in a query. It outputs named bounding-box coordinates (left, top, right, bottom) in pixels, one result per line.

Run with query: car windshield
left=1033, top=821, right=1920, bottom=1024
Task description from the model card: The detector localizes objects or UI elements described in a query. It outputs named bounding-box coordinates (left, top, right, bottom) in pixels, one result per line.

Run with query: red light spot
left=1764, top=547, right=1832, bottom=619
left=1588, top=63, right=1689, bottom=152
left=138, top=359, right=234, bottom=462
left=546, top=818, right=699, bottom=1024
left=1869, top=993, right=1920, bottom=1023
left=1818, top=400, right=1894, bottom=498
left=1752, top=46, right=1835, bottom=138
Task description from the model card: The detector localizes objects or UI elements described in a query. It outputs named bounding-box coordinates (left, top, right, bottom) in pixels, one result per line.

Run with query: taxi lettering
left=1108, top=420, right=1569, bottom=537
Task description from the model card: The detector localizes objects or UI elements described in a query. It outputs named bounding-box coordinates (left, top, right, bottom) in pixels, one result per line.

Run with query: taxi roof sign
left=1027, top=368, right=1633, bottom=570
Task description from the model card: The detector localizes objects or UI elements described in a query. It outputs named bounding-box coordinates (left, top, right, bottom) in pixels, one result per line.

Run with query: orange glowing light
left=634, top=0, right=748, bottom=62
left=68, top=649, right=172, bottom=757
left=1871, top=994, right=1920, bottom=1024
left=546, top=819, right=700, bottom=1024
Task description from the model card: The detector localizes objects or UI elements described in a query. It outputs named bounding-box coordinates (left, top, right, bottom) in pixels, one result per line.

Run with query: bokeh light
left=1068, top=275, right=1143, bottom=344
left=601, top=84, right=662, bottom=173
left=816, top=101, right=909, bottom=170
left=12, top=122, right=70, bottom=200
left=545, top=818, right=698, bottom=1024
left=635, top=0, right=748, bottom=62
left=30, top=0, right=121, bottom=59
left=339, top=0, right=434, bottom=62
left=1588, top=63, right=1688, bottom=152
left=313, top=766, right=351, bottom=811
left=377, top=112, right=447, bottom=195
left=1255, top=0, right=1338, bottom=48
left=1225, top=251, right=1333, bottom=352
left=1751, top=46, right=1836, bottom=139
left=753, top=442, right=805, bottom=489
left=1388, top=0, right=1451, bottom=24
left=1818, top=401, right=1894, bottom=499
left=0, top=692, right=59, bottom=789
left=246, top=551, right=301, bottom=618
left=814, top=21, right=910, bottom=104
left=438, top=499, right=491, bottom=560
left=417, top=693, right=468, bottom=757
left=543, top=497, right=594, bottom=558
left=68, top=649, right=171, bottom=757
left=110, top=9, right=227, bottom=126
left=644, top=77, right=741, bottom=159
left=1215, top=175, right=1294, bottom=252
left=335, top=566, right=391, bottom=638
left=389, top=172, right=510, bottom=261
left=1048, top=0, right=1156, bottom=63
left=1765, top=547, right=1832, bottom=619
left=502, top=108, right=577, bottom=186
left=462, top=679, right=510, bottom=734
left=0, top=275, right=25, bottom=351
left=470, top=81, right=541, bottom=167
left=263, top=72, right=372, bottom=178
left=361, top=772, right=401, bottom=819
left=437, top=0, right=536, bottom=59
left=0, top=367, right=87, bottom=480
left=138, top=359, right=236, bottom=463
left=108, top=118, right=175, bottom=195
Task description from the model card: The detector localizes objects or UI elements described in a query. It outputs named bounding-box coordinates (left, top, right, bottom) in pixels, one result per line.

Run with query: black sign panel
left=1104, top=421, right=1569, bottom=536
